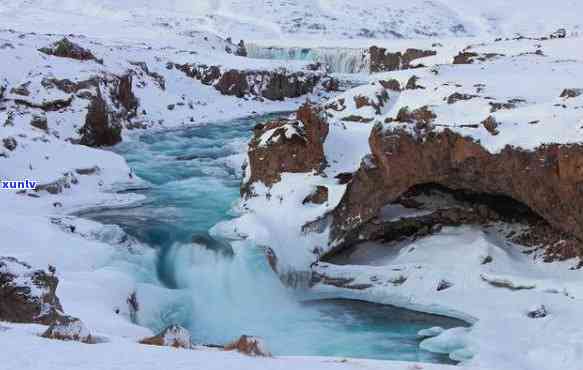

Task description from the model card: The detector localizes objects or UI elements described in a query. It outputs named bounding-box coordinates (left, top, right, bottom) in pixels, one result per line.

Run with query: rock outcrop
left=41, top=316, right=93, bottom=343
left=453, top=51, right=504, bottom=64
left=174, top=63, right=327, bottom=101
left=77, top=74, right=138, bottom=147
left=369, top=46, right=436, bottom=73
left=39, top=38, right=100, bottom=63
left=242, top=103, right=328, bottom=195
left=224, top=335, right=272, bottom=357
left=329, top=124, right=583, bottom=259
left=79, top=91, right=122, bottom=147
left=139, top=324, right=193, bottom=349
left=0, top=257, right=63, bottom=324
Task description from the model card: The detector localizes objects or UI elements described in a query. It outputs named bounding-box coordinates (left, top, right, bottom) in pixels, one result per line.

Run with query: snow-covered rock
left=0, top=257, right=63, bottom=325
left=224, top=335, right=272, bottom=357
left=139, top=324, right=192, bottom=349
left=41, top=316, right=93, bottom=344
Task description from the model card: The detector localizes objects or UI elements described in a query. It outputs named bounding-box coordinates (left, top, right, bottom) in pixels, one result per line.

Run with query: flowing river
left=81, top=114, right=465, bottom=363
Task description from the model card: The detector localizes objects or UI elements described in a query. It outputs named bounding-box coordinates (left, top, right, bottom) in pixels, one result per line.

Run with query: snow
left=0, top=326, right=482, bottom=370
left=2, top=1, right=583, bottom=370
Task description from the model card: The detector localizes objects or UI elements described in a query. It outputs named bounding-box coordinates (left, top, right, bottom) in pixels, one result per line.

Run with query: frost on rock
left=41, top=316, right=93, bottom=344
left=224, top=335, right=272, bottom=357
left=139, top=324, right=192, bottom=349
left=0, top=257, right=63, bottom=325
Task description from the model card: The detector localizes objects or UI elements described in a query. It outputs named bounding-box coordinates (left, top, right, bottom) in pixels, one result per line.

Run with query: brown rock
left=481, top=115, right=499, bottom=135
left=42, top=316, right=93, bottom=343
left=303, top=186, right=329, bottom=205
left=79, top=91, right=122, bottom=147
left=329, top=124, right=583, bottom=257
left=140, top=324, right=192, bottom=349
left=391, top=106, right=436, bottom=133
left=405, top=75, right=424, bottom=90
left=453, top=51, right=504, bottom=64
left=369, top=46, right=436, bottom=73
left=176, top=64, right=322, bottom=101
left=0, top=257, right=63, bottom=325
left=39, top=38, right=100, bottom=62
left=115, top=74, right=139, bottom=113
left=224, top=335, right=271, bottom=357
left=379, top=79, right=401, bottom=91
left=242, top=103, right=328, bottom=194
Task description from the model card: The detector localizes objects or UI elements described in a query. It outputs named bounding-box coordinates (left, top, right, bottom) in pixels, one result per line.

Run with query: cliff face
left=174, top=63, right=332, bottom=101
left=329, top=125, right=583, bottom=255
left=368, top=46, right=436, bottom=72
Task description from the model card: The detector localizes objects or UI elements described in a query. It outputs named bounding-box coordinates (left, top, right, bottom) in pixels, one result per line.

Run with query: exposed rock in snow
left=0, top=257, right=63, bottom=325
left=174, top=63, right=328, bottom=101
left=526, top=304, right=548, bottom=319
left=369, top=46, right=436, bottom=73
left=224, top=335, right=272, bottom=357
left=79, top=92, right=122, bottom=147
left=139, top=324, right=192, bottom=349
left=243, top=103, right=328, bottom=194
left=41, top=316, right=93, bottom=344
left=302, top=185, right=329, bottom=205
left=39, top=38, right=100, bottom=63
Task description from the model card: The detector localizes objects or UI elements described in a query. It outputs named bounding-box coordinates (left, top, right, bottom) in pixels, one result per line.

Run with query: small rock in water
left=527, top=305, right=548, bottom=319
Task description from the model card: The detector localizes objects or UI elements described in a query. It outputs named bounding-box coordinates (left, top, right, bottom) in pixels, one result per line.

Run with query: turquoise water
left=82, top=115, right=465, bottom=363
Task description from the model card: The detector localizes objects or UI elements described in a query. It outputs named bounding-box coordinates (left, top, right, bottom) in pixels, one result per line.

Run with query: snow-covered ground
left=2, top=1, right=583, bottom=370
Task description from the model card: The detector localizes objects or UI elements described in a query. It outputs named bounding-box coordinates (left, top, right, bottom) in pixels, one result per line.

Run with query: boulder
left=0, top=257, right=63, bottom=324
left=224, top=335, right=271, bottom=357
left=30, top=115, right=48, bottom=131
left=2, top=137, right=17, bottom=151
left=139, top=324, right=192, bottom=349
left=302, top=186, right=329, bottom=205
left=41, top=316, right=93, bottom=343
left=527, top=305, right=548, bottom=318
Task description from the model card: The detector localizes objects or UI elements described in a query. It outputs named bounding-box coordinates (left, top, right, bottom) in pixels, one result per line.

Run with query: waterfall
left=246, top=44, right=370, bottom=74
